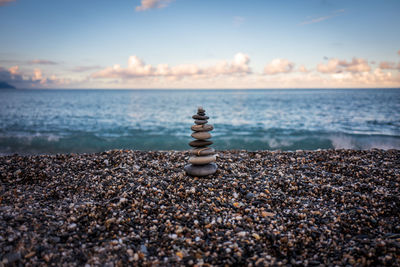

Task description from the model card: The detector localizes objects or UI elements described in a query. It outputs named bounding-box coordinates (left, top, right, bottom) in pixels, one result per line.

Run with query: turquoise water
left=0, top=89, right=399, bottom=154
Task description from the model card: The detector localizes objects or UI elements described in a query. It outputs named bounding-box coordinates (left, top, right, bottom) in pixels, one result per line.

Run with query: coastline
left=1, top=149, right=399, bottom=265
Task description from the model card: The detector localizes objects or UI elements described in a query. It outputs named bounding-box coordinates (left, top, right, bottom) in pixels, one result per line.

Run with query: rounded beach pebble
left=190, top=147, right=215, bottom=156
left=184, top=162, right=217, bottom=176
left=191, top=132, right=211, bottom=140
left=191, top=124, right=214, bottom=132
left=189, top=155, right=216, bottom=165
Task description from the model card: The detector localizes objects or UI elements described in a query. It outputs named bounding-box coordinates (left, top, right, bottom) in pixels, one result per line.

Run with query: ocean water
left=0, top=89, right=399, bottom=154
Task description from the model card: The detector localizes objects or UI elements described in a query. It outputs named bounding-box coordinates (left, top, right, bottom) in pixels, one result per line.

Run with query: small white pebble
left=169, top=234, right=178, bottom=239
left=68, top=223, right=77, bottom=230
left=127, top=249, right=133, bottom=256
left=237, top=231, right=247, bottom=237
left=133, top=253, right=139, bottom=261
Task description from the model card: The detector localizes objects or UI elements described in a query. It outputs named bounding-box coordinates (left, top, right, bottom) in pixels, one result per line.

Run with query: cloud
left=71, top=65, right=102, bottom=72
left=0, top=65, right=33, bottom=88
left=0, top=66, right=19, bottom=83
left=92, top=53, right=251, bottom=80
left=8, top=65, right=19, bottom=75
left=298, top=65, right=309, bottom=73
left=317, top=57, right=370, bottom=73
left=327, top=68, right=400, bottom=87
left=0, top=65, right=69, bottom=88
left=91, top=67, right=400, bottom=89
left=0, top=0, right=15, bottom=6
left=135, top=0, right=173, bottom=11
left=379, top=61, right=400, bottom=70
left=28, top=59, right=58, bottom=65
left=317, top=58, right=341, bottom=73
left=33, top=68, right=43, bottom=81
left=31, top=68, right=69, bottom=86
left=341, top=58, right=370, bottom=72
left=398, top=50, right=400, bottom=56
left=301, top=9, right=345, bottom=25
left=264, top=59, right=294, bottom=75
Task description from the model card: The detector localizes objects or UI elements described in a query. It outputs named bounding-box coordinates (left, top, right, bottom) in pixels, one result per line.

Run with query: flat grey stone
left=184, top=163, right=217, bottom=177
left=191, top=124, right=213, bottom=132
left=189, top=155, right=216, bottom=165
left=192, top=114, right=209, bottom=120
left=190, top=147, right=215, bottom=156
left=195, top=119, right=208, bottom=125
left=189, top=140, right=213, bottom=147
left=191, top=131, right=211, bottom=140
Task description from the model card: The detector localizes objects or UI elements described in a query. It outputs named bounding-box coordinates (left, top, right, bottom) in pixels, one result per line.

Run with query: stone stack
left=184, top=106, right=217, bottom=177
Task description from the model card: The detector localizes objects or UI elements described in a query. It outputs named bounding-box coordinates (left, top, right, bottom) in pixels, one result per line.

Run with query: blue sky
left=0, top=0, right=399, bottom=88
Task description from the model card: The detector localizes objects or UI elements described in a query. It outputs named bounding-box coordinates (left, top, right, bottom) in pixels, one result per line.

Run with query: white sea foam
left=330, top=135, right=355, bottom=149
left=330, top=134, right=400, bottom=150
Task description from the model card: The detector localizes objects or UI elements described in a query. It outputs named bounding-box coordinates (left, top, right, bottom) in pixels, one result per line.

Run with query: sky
left=0, top=0, right=399, bottom=89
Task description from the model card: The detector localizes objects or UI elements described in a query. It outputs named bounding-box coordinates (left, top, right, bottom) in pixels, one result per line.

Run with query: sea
left=0, top=89, right=399, bottom=155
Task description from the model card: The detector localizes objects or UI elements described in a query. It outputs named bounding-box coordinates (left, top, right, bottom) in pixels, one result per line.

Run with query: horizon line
left=6, top=87, right=400, bottom=90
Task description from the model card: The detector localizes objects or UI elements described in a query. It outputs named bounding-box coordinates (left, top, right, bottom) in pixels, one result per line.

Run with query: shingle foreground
left=0, top=149, right=399, bottom=266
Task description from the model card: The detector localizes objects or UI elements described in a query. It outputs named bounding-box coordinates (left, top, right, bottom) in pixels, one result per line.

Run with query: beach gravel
left=0, top=149, right=399, bottom=266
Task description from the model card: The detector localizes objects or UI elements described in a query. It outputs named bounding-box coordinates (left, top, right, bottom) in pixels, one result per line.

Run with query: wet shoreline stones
left=0, top=149, right=399, bottom=266
left=185, top=107, right=218, bottom=177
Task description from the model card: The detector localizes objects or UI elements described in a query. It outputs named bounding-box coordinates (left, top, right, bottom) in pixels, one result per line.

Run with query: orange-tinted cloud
left=89, top=54, right=400, bottom=88
left=317, top=57, right=370, bottom=73
left=90, top=68, right=400, bottom=89
left=32, top=68, right=69, bottom=86
left=379, top=61, right=400, bottom=70
left=264, top=59, right=294, bottom=75
left=0, top=66, right=69, bottom=88
left=298, top=65, right=309, bottom=73
left=0, top=0, right=15, bottom=6
left=317, top=59, right=341, bottom=73
left=92, top=53, right=251, bottom=80
left=135, top=0, right=173, bottom=11
left=33, top=69, right=44, bottom=82
left=8, top=65, right=19, bottom=75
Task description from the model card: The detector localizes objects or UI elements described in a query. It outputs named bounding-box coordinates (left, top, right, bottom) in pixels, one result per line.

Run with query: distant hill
left=0, top=81, right=16, bottom=89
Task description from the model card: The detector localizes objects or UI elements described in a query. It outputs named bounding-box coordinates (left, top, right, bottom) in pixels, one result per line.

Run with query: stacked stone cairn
left=184, top=106, right=217, bottom=176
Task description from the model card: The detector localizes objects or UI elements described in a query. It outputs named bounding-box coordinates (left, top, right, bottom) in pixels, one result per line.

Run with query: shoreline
left=1, top=147, right=399, bottom=157
left=1, top=149, right=399, bottom=265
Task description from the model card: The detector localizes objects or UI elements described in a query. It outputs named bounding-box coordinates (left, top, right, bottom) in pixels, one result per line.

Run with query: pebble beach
left=0, top=149, right=399, bottom=266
